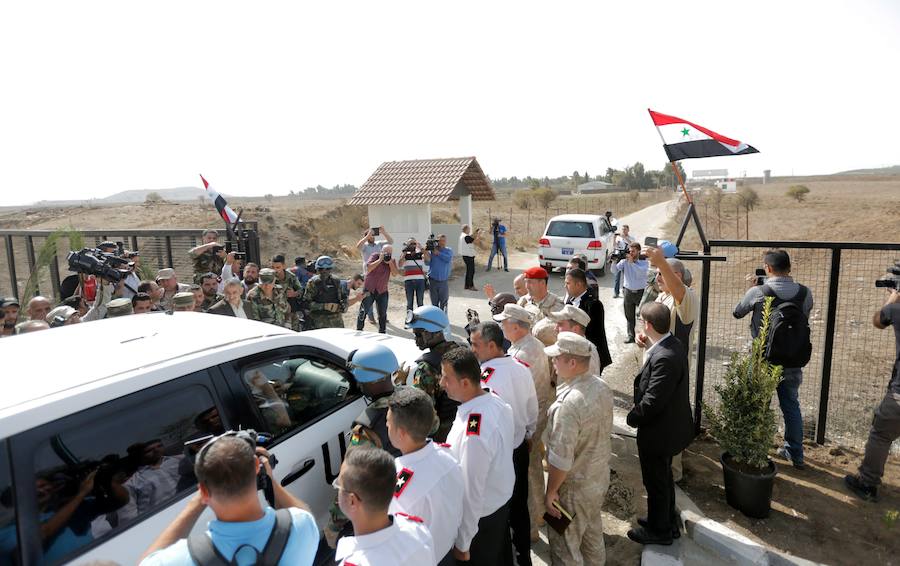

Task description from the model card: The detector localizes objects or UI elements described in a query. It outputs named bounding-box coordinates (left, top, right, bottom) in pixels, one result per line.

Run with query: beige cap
left=259, top=268, right=277, bottom=284
left=546, top=305, right=590, bottom=328
left=156, top=268, right=176, bottom=281
left=45, top=305, right=77, bottom=323
left=173, top=292, right=196, bottom=308
left=492, top=303, right=533, bottom=325
left=544, top=331, right=593, bottom=357
left=106, top=298, right=133, bottom=318
left=533, top=317, right=559, bottom=347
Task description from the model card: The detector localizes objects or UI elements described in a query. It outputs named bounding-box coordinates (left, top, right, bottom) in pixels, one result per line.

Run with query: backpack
left=760, top=284, right=812, bottom=368
left=187, top=508, right=293, bottom=566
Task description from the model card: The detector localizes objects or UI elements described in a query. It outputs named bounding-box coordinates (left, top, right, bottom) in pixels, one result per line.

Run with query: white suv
left=0, top=313, right=421, bottom=565
left=538, top=214, right=616, bottom=275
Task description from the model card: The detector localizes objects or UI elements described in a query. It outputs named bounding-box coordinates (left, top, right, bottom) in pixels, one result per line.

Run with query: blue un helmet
left=405, top=305, right=449, bottom=332
left=346, top=344, right=399, bottom=383
left=315, top=255, right=334, bottom=270
left=658, top=240, right=679, bottom=258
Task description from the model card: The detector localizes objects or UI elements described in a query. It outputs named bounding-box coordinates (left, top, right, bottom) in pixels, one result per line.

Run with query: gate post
left=693, top=242, right=712, bottom=434
left=816, top=248, right=842, bottom=445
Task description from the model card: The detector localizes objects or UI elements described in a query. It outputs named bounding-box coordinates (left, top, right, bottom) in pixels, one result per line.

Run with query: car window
left=546, top=221, right=595, bottom=239
left=599, top=218, right=613, bottom=234
left=30, top=384, right=223, bottom=565
left=0, top=440, right=16, bottom=565
left=242, top=356, right=353, bottom=439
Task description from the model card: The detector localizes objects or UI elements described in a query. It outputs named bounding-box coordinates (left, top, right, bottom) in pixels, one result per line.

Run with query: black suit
left=576, top=290, right=613, bottom=369
left=207, top=299, right=258, bottom=320
left=626, top=335, right=694, bottom=534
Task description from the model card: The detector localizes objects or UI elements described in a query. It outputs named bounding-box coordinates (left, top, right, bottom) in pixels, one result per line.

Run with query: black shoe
left=627, top=526, right=673, bottom=546
left=844, top=475, right=878, bottom=502
left=637, top=517, right=680, bottom=539
left=775, top=447, right=806, bottom=470
left=504, top=268, right=509, bottom=272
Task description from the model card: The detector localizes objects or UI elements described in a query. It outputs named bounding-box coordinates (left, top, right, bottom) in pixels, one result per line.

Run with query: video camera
left=424, top=234, right=439, bottom=252
left=875, top=261, right=900, bottom=290
left=66, top=248, right=131, bottom=283
left=403, top=240, right=424, bottom=260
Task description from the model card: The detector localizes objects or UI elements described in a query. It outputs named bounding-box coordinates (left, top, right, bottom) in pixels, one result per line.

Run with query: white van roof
left=547, top=214, right=604, bottom=222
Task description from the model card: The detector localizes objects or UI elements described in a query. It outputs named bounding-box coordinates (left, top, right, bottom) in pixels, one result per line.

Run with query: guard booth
left=349, top=157, right=496, bottom=249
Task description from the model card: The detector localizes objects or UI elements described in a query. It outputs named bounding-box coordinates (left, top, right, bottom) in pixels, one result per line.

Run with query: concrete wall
left=367, top=204, right=432, bottom=245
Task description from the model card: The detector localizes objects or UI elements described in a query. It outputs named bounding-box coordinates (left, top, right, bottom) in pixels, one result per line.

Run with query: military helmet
left=315, top=255, right=334, bottom=270
left=346, top=344, right=399, bottom=383
left=488, top=292, right=518, bottom=316
left=405, top=305, right=449, bottom=332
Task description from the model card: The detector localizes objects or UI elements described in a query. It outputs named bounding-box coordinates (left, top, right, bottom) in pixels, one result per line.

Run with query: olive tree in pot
left=705, top=297, right=783, bottom=518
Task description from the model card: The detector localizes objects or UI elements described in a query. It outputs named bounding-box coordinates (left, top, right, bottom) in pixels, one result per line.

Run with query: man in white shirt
left=459, top=224, right=482, bottom=291
left=440, top=348, right=515, bottom=565
left=470, top=321, right=538, bottom=566
left=387, top=388, right=464, bottom=566
left=335, top=447, right=436, bottom=565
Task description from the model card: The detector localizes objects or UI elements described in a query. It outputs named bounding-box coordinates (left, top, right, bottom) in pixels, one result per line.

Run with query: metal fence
left=694, top=240, right=900, bottom=450
left=0, top=224, right=259, bottom=302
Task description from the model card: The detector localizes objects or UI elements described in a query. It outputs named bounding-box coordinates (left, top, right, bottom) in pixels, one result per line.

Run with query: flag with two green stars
left=648, top=109, right=758, bottom=161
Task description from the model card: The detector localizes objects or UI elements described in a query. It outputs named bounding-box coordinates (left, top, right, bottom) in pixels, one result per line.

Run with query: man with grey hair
left=15, top=320, right=49, bottom=334
left=494, top=303, right=552, bottom=542
left=208, top=279, right=259, bottom=319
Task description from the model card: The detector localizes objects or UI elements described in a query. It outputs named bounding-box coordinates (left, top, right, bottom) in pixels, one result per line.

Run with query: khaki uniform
left=518, top=292, right=565, bottom=331
left=158, top=283, right=192, bottom=311
left=302, top=274, right=347, bottom=329
left=509, top=333, right=554, bottom=537
left=544, top=372, right=613, bottom=566
left=192, top=251, right=225, bottom=283
left=246, top=284, right=290, bottom=328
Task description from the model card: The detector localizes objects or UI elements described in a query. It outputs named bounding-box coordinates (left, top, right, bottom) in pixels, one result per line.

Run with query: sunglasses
left=331, top=477, right=361, bottom=501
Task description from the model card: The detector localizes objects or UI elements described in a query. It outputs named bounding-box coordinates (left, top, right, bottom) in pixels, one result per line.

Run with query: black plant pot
left=720, top=453, right=777, bottom=519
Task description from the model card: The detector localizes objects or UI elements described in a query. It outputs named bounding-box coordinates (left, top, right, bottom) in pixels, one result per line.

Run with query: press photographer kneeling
left=140, top=431, right=318, bottom=566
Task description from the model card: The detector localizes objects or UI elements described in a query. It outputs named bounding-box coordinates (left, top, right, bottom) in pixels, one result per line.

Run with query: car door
left=219, top=346, right=366, bottom=531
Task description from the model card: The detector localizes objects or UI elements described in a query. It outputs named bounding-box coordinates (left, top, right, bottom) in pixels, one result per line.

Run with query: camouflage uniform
left=544, top=372, right=613, bottom=566
left=159, top=283, right=192, bottom=311
left=276, top=269, right=304, bottom=330
left=246, top=284, right=290, bottom=328
left=408, top=340, right=461, bottom=442
left=302, top=274, right=347, bottom=330
left=199, top=293, right=223, bottom=312
left=509, top=333, right=554, bottom=538
left=192, top=251, right=225, bottom=283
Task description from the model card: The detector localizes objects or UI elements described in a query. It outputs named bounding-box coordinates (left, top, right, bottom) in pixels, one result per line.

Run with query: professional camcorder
left=66, top=248, right=131, bottom=282
left=875, top=261, right=900, bottom=290
left=425, top=234, right=439, bottom=252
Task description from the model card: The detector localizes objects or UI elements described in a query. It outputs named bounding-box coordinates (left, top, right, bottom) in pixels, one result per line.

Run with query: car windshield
left=545, top=221, right=595, bottom=238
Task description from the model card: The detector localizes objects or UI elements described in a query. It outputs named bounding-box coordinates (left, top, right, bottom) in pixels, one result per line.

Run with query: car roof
left=547, top=214, right=604, bottom=222
left=1, top=312, right=294, bottom=413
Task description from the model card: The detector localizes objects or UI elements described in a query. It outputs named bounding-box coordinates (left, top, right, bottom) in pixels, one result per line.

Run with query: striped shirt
left=401, top=256, right=426, bottom=281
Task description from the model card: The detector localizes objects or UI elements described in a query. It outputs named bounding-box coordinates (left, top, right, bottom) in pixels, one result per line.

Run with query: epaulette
left=394, top=468, right=414, bottom=498
left=481, top=367, right=495, bottom=383
left=466, top=413, right=482, bottom=436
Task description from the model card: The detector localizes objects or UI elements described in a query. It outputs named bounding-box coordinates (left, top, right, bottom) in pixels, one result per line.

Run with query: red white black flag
left=648, top=109, right=758, bottom=161
left=199, top=174, right=240, bottom=224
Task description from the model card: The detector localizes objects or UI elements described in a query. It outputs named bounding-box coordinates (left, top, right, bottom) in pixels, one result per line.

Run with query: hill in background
left=835, top=164, right=900, bottom=175
left=32, top=186, right=223, bottom=207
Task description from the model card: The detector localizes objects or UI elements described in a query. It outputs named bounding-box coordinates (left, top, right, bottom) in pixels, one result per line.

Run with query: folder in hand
left=543, top=500, right=576, bottom=535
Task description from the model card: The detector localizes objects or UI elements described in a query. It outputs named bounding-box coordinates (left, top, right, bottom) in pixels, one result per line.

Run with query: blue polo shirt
left=427, top=247, right=454, bottom=281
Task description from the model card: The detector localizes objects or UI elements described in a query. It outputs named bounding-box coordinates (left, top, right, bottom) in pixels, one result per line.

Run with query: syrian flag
left=199, top=174, right=240, bottom=224
left=648, top=109, right=758, bottom=161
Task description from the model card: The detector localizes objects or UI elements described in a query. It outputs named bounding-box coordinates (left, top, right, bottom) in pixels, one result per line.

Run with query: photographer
left=400, top=238, right=430, bottom=314
left=459, top=224, right=482, bottom=291
left=426, top=235, right=453, bottom=312
left=844, top=288, right=900, bottom=502
left=611, top=225, right=635, bottom=298
left=139, top=435, right=318, bottom=565
left=357, top=246, right=398, bottom=333
left=357, top=226, right=394, bottom=326
left=219, top=251, right=244, bottom=293
left=486, top=218, right=509, bottom=272
left=188, top=229, right=227, bottom=284
left=616, top=242, right=649, bottom=343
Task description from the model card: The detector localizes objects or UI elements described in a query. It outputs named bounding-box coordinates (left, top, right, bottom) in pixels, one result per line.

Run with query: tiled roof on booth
left=349, top=157, right=496, bottom=205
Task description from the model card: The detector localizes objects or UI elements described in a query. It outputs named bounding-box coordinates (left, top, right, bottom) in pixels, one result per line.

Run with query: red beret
left=524, top=266, right=549, bottom=280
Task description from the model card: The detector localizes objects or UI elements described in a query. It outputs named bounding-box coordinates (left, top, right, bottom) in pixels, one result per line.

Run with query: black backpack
left=187, top=508, right=293, bottom=566
left=760, top=284, right=812, bottom=368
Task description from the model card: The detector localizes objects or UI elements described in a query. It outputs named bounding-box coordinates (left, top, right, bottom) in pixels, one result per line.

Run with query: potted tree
left=705, top=297, right=783, bottom=518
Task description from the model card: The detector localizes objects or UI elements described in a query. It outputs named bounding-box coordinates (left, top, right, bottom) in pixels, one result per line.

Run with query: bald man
left=26, top=296, right=52, bottom=322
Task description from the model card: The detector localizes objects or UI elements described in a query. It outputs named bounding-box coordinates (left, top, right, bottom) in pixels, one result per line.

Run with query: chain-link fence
left=694, top=240, right=900, bottom=450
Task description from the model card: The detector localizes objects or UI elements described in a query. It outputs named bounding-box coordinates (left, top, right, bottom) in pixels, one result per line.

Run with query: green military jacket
left=192, top=251, right=225, bottom=283
left=246, top=285, right=290, bottom=328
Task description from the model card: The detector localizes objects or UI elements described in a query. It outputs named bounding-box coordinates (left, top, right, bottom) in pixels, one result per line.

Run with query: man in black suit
left=207, top=279, right=259, bottom=320
left=563, top=268, right=613, bottom=369
left=626, top=302, right=694, bottom=546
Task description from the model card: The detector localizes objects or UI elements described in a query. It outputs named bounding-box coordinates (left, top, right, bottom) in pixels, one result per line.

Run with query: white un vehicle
left=0, top=313, right=421, bottom=565
left=538, top=213, right=616, bottom=275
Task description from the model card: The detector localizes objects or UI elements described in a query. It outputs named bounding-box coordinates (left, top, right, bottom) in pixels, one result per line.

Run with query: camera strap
left=187, top=508, right=293, bottom=566
left=410, top=256, right=429, bottom=289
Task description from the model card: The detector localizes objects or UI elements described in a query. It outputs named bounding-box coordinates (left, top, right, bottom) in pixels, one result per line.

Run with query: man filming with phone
left=357, top=226, right=394, bottom=325
left=616, top=242, right=649, bottom=344
left=139, top=434, right=319, bottom=566
left=189, top=229, right=227, bottom=284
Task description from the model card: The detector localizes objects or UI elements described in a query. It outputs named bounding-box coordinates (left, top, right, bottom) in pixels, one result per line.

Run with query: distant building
left=575, top=180, right=618, bottom=195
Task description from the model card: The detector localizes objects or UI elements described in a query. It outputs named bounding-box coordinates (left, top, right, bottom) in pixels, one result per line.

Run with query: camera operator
left=357, top=246, right=398, bottom=334
left=486, top=218, right=509, bottom=272
left=188, top=229, right=227, bottom=284
left=426, top=235, right=453, bottom=312
left=139, top=435, right=318, bottom=565
left=616, top=243, right=649, bottom=343
left=459, top=224, right=482, bottom=291
left=400, top=238, right=430, bottom=314
left=357, top=226, right=394, bottom=326
left=844, top=288, right=900, bottom=502
left=612, top=225, right=635, bottom=298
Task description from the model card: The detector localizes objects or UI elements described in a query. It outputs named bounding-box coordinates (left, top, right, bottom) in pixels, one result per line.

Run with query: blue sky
left=1, top=1, right=898, bottom=204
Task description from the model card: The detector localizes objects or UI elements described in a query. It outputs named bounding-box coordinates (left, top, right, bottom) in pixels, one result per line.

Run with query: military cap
left=492, top=303, right=533, bottom=325
left=45, top=305, right=77, bottom=324
left=546, top=305, right=591, bottom=327
left=259, top=268, right=277, bottom=284
left=106, top=298, right=134, bottom=318
left=544, top=331, right=592, bottom=358
left=523, top=266, right=549, bottom=280
left=172, top=292, right=196, bottom=308
left=156, top=268, right=176, bottom=281
left=1, top=297, right=19, bottom=308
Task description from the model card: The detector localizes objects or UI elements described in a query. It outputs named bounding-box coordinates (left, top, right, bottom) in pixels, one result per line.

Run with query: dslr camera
left=67, top=248, right=131, bottom=283
left=875, top=261, right=900, bottom=290
left=190, top=429, right=279, bottom=504
left=425, top=234, right=439, bottom=252
left=403, top=240, right=423, bottom=260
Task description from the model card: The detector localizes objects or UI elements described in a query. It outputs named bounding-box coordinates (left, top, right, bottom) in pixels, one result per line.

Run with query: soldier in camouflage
left=198, top=272, right=223, bottom=312
left=188, top=228, right=226, bottom=283
left=324, top=343, right=402, bottom=548
left=403, top=305, right=460, bottom=442
left=271, top=254, right=304, bottom=330
left=246, top=268, right=290, bottom=328
left=302, top=256, right=347, bottom=330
